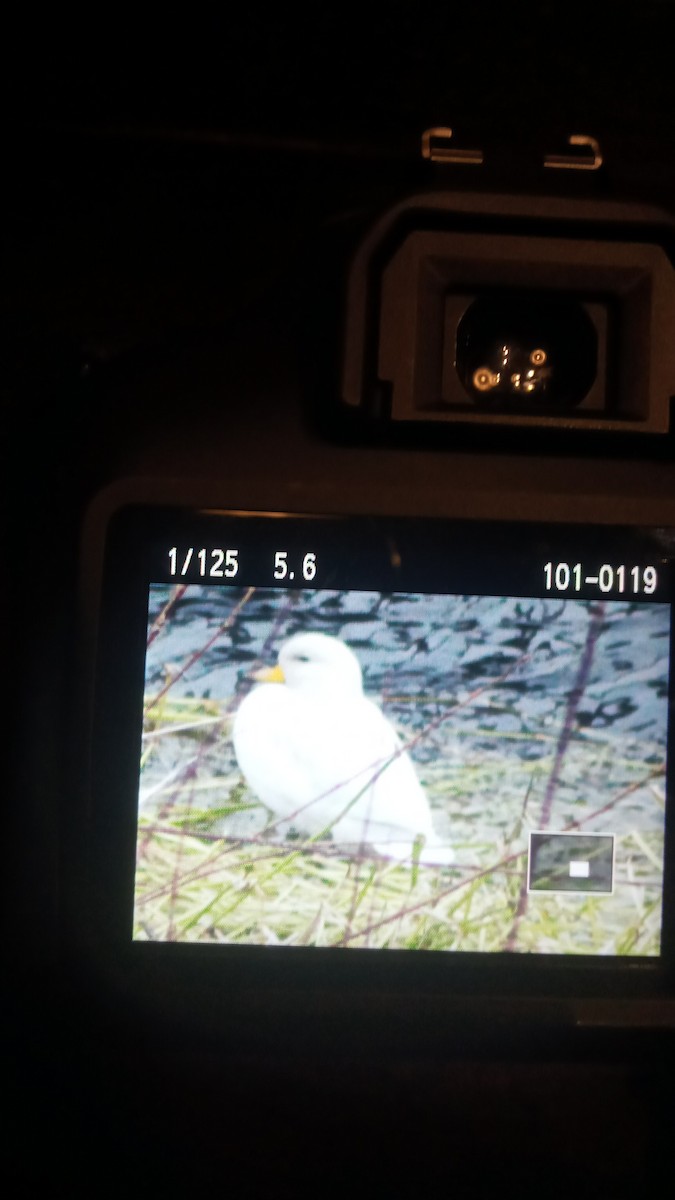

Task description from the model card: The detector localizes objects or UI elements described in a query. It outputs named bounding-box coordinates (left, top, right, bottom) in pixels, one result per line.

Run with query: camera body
left=11, top=13, right=675, bottom=1190
left=55, top=153, right=675, bottom=1054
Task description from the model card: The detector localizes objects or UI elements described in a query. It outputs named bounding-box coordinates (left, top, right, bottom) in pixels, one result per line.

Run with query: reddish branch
left=145, top=585, right=256, bottom=714
left=504, top=601, right=607, bottom=951
left=147, top=584, right=188, bottom=648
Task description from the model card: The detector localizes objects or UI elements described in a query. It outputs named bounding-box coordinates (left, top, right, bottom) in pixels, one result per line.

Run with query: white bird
left=232, top=631, right=454, bottom=865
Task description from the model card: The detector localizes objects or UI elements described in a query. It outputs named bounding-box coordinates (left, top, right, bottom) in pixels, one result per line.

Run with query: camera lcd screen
left=116, top=510, right=673, bottom=959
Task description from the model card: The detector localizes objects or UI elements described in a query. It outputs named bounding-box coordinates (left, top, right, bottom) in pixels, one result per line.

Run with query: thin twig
left=147, top=584, right=188, bottom=648
left=505, top=603, right=606, bottom=951
left=144, top=586, right=256, bottom=715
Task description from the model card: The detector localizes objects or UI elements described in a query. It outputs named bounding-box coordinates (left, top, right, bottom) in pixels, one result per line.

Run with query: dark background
left=5, top=5, right=675, bottom=1194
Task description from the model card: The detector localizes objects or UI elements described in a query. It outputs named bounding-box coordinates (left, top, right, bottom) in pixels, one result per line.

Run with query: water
left=140, top=585, right=669, bottom=841
left=145, top=585, right=670, bottom=749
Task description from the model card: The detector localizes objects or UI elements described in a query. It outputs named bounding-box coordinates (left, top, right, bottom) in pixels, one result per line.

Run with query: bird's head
left=258, top=632, right=364, bottom=699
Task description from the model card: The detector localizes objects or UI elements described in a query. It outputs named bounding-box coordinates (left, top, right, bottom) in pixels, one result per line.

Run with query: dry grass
left=134, top=783, right=664, bottom=955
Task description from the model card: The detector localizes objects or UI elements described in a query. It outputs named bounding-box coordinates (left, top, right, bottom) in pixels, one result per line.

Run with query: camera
left=11, top=15, right=675, bottom=1192
left=51, top=135, right=675, bottom=1055
left=78, top=176, right=675, bottom=1043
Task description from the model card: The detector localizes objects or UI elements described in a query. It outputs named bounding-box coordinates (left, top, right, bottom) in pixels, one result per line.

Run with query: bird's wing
left=234, top=684, right=437, bottom=848
left=328, top=698, right=436, bottom=844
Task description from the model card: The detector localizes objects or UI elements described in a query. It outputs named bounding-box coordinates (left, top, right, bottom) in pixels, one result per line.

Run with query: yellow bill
left=253, top=664, right=285, bottom=683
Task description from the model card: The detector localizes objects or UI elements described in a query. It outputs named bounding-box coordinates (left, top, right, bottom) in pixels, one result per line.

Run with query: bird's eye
left=295, top=654, right=311, bottom=663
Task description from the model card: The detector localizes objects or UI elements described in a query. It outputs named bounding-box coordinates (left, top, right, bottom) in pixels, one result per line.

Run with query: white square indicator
left=569, top=860, right=590, bottom=879
left=528, top=832, right=615, bottom=894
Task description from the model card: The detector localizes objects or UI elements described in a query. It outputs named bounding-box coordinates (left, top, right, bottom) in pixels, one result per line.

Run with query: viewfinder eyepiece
left=455, top=293, right=598, bottom=412
left=341, top=194, right=675, bottom=440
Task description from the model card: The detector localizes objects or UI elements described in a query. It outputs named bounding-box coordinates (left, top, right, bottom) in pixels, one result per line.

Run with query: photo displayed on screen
left=134, top=584, right=669, bottom=955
